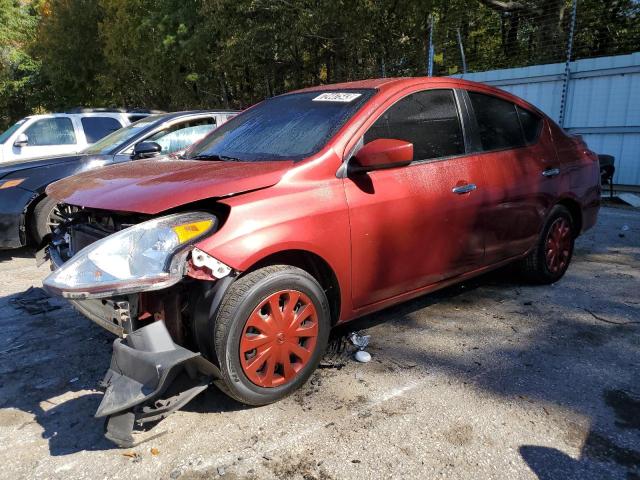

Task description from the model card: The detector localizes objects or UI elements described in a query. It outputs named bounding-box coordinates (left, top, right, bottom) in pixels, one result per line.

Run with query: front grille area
left=51, top=205, right=150, bottom=262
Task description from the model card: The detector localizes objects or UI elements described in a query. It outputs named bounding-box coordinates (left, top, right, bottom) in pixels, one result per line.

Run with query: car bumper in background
left=0, top=187, right=38, bottom=249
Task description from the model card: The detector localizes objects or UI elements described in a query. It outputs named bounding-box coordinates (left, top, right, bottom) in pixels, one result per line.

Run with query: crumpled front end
left=43, top=206, right=235, bottom=446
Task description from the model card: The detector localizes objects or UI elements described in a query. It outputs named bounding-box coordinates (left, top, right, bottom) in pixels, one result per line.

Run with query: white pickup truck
left=0, top=109, right=158, bottom=163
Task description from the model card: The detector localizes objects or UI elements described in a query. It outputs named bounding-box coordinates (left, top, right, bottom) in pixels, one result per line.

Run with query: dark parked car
left=43, top=78, right=600, bottom=446
left=0, top=110, right=237, bottom=249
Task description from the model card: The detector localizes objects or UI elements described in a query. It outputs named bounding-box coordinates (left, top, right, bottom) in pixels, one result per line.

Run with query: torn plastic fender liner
left=96, top=320, right=221, bottom=447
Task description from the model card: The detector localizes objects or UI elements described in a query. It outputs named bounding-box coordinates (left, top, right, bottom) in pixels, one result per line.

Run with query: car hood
left=0, top=154, right=90, bottom=179
left=46, top=158, right=294, bottom=214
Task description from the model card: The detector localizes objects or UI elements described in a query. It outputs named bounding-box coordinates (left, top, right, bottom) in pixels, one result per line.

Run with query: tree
left=0, top=0, right=638, bottom=125
left=477, top=0, right=569, bottom=63
left=36, top=0, right=106, bottom=109
left=0, top=0, right=42, bottom=128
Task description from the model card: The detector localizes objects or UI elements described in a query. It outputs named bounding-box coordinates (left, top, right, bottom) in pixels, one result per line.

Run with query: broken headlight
left=44, top=212, right=217, bottom=299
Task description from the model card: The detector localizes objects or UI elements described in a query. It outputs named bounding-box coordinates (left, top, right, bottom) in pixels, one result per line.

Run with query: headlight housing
left=44, top=212, right=217, bottom=299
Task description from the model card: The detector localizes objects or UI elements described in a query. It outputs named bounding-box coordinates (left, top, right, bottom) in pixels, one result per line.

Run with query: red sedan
left=43, top=78, right=600, bottom=445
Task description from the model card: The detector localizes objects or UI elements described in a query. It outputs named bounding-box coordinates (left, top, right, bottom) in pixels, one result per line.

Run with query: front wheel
left=520, top=205, right=575, bottom=284
left=30, top=196, right=63, bottom=246
left=212, top=265, right=330, bottom=405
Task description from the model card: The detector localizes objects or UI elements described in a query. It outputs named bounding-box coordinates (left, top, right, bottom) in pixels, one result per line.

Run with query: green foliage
left=36, top=0, right=106, bottom=109
left=0, top=0, right=637, bottom=127
left=0, top=0, right=43, bottom=127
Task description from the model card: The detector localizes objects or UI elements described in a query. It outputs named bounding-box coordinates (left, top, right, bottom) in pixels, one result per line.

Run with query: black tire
left=212, top=265, right=330, bottom=406
left=29, top=196, right=60, bottom=246
left=520, top=205, right=575, bottom=284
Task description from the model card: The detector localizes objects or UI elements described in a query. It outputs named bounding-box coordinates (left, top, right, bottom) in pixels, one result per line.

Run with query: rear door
left=344, top=88, right=486, bottom=308
left=464, top=91, right=560, bottom=263
left=80, top=116, right=125, bottom=144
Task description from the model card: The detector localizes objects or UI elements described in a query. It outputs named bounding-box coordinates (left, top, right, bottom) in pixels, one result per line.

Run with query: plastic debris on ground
left=9, top=287, right=63, bottom=315
left=354, top=350, right=372, bottom=363
left=620, top=224, right=630, bottom=238
left=349, top=331, right=372, bottom=363
left=320, top=331, right=373, bottom=367
left=348, top=332, right=371, bottom=350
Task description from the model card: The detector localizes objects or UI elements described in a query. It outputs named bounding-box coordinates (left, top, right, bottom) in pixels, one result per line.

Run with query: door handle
left=452, top=183, right=477, bottom=194
left=542, top=167, right=560, bottom=177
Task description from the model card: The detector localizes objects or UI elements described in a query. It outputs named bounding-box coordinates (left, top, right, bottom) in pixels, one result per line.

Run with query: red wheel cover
left=545, top=217, right=572, bottom=274
left=239, top=290, right=319, bottom=388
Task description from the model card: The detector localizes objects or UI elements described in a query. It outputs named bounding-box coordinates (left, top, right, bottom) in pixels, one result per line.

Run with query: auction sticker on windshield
left=313, top=92, right=362, bottom=102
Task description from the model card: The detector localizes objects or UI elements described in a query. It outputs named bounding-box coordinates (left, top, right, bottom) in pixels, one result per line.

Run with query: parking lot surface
left=0, top=206, right=638, bottom=480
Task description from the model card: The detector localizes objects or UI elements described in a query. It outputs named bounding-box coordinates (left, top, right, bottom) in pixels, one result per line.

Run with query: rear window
left=81, top=116, right=123, bottom=143
left=186, top=90, right=375, bottom=162
left=82, top=115, right=161, bottom=155
left=469, top=92, right=523, bottom=151
left=516, top=106, right=542, bottom=144
left=128, top=114, right=149, bottom=123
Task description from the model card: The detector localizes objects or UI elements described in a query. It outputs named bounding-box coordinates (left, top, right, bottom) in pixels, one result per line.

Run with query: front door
left=14, top=117, right=79, bottom=160
left=344, top=88, right=486, bottom=308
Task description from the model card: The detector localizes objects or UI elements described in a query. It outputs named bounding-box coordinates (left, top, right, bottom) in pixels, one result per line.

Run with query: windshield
left=82, top=115, right=163, bottom=154
left=0, top=119, right=27, bottom=144
left=185, top=89, right=375, bottom=162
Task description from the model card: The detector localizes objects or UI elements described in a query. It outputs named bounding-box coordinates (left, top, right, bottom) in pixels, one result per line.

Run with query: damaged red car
left=43, top=78, right=600, bottom=446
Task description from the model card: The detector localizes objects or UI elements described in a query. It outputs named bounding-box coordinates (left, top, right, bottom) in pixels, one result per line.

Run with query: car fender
left=7, top=155, right=113, bottom=194
left=194, top=181, right=353, bottom=320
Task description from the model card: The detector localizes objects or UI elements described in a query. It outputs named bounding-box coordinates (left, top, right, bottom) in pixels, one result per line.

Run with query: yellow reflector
left=172, top=219, right=213, bottom=243
left=0, top=179, right=25, bottom=189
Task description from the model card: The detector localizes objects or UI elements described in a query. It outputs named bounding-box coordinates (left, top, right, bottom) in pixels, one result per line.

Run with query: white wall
left=455, top=52, right=640, bottom=186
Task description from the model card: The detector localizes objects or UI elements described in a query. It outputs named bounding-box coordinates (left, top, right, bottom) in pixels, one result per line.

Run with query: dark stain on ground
left=583, top=430, right=640, bottom=470
left=573, top=329, right=608, bottom=347
left=605, top=389, right=640, bottom=430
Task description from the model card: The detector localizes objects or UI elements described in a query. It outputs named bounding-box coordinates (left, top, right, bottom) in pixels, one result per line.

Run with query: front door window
left=24, top=118, right=77, bottom=146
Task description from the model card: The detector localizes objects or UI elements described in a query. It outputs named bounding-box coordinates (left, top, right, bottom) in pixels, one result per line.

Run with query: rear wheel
left=520, top=205, right=575, bottom=284
left=212, top=265, right=330, bottom=405
left=30, top=196, right=63, bottom=246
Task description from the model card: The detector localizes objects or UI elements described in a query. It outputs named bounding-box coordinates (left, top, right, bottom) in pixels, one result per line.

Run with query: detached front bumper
left=98, top=320, right=222, bottom=447
left=47, top=246, right=227, bottom=447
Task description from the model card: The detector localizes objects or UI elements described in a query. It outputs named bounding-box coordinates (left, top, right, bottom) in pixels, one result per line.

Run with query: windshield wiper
left=190, top=154, right=242, bottom=162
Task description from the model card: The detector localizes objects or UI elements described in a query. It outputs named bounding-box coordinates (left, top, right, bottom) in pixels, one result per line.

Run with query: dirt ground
left=0, top=205, right=638, bottom=480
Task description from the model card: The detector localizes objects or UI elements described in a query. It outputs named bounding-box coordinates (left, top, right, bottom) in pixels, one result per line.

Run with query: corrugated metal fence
left=455, top=52, right=640, bottom=186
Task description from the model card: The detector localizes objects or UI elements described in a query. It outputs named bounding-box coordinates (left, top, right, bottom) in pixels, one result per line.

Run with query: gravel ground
left=0, top=205, right=638, bottom=480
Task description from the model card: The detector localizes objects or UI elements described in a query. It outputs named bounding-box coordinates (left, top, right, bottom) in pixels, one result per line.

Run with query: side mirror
left=133, top=141, right=162, bottom=159
left=13, top=133, right=28, bottom=148
left=352, top=139, right=413, bottom=172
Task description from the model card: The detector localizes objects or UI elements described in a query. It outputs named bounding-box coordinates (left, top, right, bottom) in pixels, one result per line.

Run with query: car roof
left=292, top=76, right=503, bottom=94
left=290, top=77, right=544, bottom=116
left=23, top=110, right=239, bottom=121
left=157, top=110, right=240, bottom=120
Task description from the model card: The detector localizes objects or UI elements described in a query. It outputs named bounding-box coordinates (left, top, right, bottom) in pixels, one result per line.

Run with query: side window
left=468, top=92, right=524, bottom=151
left=24, top=118, right=76, bottom=146
left=145, top=118, right=217, bottom=155
left=364, top=89, right=465, bottom=161
left=127, top=114, right=149, bottom=123
left=516, top=106, right=542, bottom=144
left=81, top=117, right=123, bottom=143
